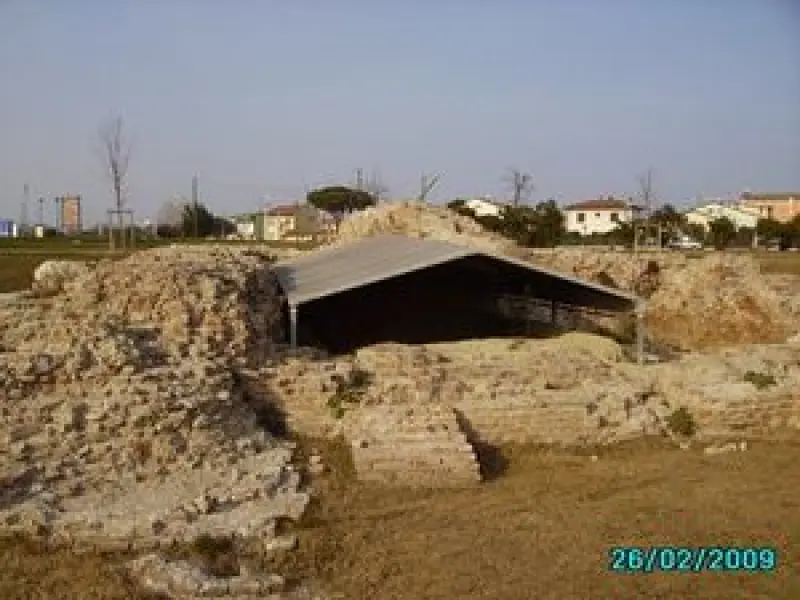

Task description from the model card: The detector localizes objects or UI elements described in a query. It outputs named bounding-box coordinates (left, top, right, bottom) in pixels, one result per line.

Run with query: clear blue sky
left=1, top=1, right=798, bottom=225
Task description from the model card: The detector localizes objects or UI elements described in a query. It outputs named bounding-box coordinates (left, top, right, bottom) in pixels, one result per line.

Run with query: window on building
left=577, top=212, right=585, bottom=223
left=610, top=212, right=619, bottom=222
left=767, top=206, right=774, bottom=218
left=594, top=213, right=601, bottom=218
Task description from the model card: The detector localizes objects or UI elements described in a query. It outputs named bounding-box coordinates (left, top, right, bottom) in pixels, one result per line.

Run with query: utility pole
left=191, top=175, right=199, bottom=238
left=38, top=197, right=44, bottom=227
left=21, top=184, right=29, bottom=235
left=54, top=197, right=62, bottom=233
left=355, top=168, right=364, bottom=191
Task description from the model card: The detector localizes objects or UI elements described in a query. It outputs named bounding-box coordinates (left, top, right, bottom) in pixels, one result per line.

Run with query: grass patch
left=0, top=237, right=317, bottom=294
left=0, top=253, right=119, bottom=293
left=753, top=251, right=800, bottom=275
left=743, top=370, right=778, bottom=389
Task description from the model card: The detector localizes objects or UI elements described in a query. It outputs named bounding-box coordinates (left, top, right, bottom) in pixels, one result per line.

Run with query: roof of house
left=272, top=234, right=640, bottom=310
left=265, top=204, right=301, bottom=217
left=689, top=202, right=757, bottom=213
left=229, top=213, right=257, bottom=223
left=740, top=192, right=799, bottom=202
left=465, top=197, right=504, bottom=207
left=564, top=198, right=634, bottom=211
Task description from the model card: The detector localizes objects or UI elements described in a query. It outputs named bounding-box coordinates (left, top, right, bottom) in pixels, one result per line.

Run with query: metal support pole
left=635, top=302, right=646, bottom=365
left=128, top=210, right=136, bottom=249
left=289, top=304, right=298, bottom=349
left=108, top=210, right=114, bottom=251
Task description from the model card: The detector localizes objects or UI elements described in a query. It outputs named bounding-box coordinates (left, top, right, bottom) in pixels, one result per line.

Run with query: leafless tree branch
left=418, top=172, right=441, bottom=203
left=506, top=168, right=534, bottom=207
left=637, top=167, right=656, bottom=218
left=99, top=116, right=131, bottom=215
left=98, top=115, right=131, bottom=249
left=364, top=170, right=389, bottom=203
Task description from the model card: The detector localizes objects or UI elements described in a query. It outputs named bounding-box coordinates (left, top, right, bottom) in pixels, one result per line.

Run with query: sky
left=0, top=1, right=798, bottom=226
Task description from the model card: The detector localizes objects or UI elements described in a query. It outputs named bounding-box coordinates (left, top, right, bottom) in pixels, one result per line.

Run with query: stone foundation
left=344, top=405, right=481, bottom=487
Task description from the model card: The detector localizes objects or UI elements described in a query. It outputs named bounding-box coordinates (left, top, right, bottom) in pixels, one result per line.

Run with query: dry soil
left=2, top=437, right=798, bottom=599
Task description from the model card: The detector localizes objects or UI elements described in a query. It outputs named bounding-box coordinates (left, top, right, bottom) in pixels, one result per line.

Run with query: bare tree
left=637, top=168, right=656, bottom=219
left=364, top=170, right=389, bottom=203
left=635, top=167, right=656, bottom=252
left=156, top=198, right=185, bottom=235
left=99, top=116, right=131, bottom=247
left=417, top=172, right=441, bottom=203
left=506, top=168, right=534, bottom=207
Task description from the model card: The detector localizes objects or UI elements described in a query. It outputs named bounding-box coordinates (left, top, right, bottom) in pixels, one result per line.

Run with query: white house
left=229, top=214, right=256, bottom=239
left=684, top=202, right=759, bottom=231
left=464, top=197, right=505, bottom=218
left=564, top=198, right=640, bottom=235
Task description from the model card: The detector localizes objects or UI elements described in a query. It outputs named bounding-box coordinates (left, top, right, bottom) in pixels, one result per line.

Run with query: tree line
left=152, top=182, right=800, bottom=250
left=447, top=199, right=800, bottom=250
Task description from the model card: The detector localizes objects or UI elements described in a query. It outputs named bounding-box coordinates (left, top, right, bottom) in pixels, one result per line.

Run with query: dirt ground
left=2, top=436, right=798, bottom=600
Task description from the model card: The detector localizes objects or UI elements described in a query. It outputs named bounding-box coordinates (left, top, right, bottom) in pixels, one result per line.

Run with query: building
left=273, top=234, right=643, bottom=357
left=228, top=214, right=256, bottom=239
left=317, top=211, right=338, bottom=239
left=58, top=195, right=82, bottom=234
left=464, top=197, right=505, bottom=218
left=0, top=219, right=18, bottom=238
left=256, top=203, right=321, bottom=241
left=737, top=192, right=800, bottom=223
left=684, top=202, right=759, bottom=231
left=563, top=197, right=640, bottom=235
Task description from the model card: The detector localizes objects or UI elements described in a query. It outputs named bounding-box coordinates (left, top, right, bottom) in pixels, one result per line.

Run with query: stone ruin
left=0, top=220, right=799, bottom=597
left=0, top=247, right=315, bottom=598
left=242, top=334, right=800, bottom=486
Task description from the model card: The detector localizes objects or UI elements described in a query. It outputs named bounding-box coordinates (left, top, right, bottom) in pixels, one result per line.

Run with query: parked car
left=765, top=237, right=791, bottom=251
left=668, top=236, right=703, bottom=250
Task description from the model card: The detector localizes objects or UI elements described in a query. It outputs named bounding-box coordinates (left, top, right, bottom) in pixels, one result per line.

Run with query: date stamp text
left=609, top=546, right=778, bottom=573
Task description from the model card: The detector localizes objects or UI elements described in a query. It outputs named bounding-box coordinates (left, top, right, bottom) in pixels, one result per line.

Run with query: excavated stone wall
left=241, top=337, right=800, bottom=485
left=343, top=405, right=481, bottom=487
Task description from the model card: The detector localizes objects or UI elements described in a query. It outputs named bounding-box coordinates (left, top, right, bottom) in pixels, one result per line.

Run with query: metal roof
left=272, top=234, right=641, bottom=309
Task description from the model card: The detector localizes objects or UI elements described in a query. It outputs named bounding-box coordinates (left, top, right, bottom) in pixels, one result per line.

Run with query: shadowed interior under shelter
left=272, top=235, right=644, bottom=356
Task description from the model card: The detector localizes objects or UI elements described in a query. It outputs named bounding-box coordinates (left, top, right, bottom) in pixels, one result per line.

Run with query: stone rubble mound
left=521, top=248, right=793, bottom=350
left=646, top=253, right=792, bottom=349
left=0, top=246, right=310, bottom=567
left=32, top=259, right=92, bottom=295
left=332, top=201, right=512, bottom=253
left=1, top=246, right=284, bottom=393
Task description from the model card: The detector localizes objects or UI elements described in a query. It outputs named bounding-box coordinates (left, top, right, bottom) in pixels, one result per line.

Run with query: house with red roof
left=563, top=197, right=642, bottom=235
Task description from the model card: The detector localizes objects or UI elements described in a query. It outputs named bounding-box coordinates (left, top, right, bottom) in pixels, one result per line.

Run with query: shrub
left=327, top=368, right=373, bottom=419
left=190, top=534, right=239, bottom=577
left=666, top=407, right=696, bottom=437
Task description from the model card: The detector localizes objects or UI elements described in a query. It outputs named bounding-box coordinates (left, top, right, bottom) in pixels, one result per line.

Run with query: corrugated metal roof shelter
left=272, top=234, right=646, bottom=361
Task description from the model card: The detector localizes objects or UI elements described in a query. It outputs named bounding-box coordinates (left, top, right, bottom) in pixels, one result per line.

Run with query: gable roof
left=266, top=204, right=301, bottom=216
left=272, top=234, right=640, bottom=310
left=564, top=198, right=635, bottom=211
left=740, top=192, right=799, bottom=202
